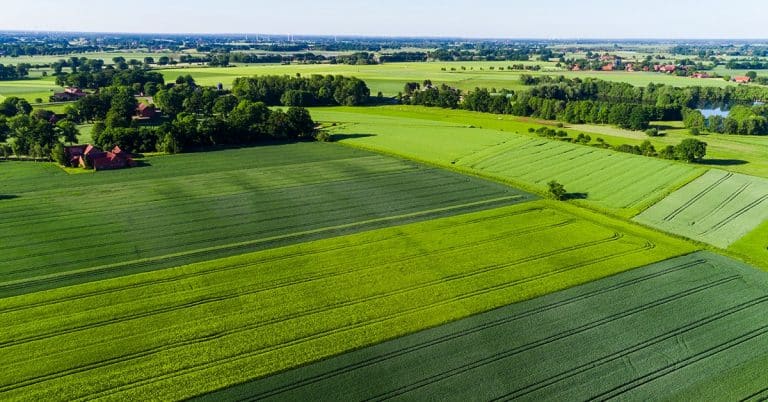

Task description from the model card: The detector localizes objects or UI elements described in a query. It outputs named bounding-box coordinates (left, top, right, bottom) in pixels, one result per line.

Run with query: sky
left=1, top=0, right=767, bottom=39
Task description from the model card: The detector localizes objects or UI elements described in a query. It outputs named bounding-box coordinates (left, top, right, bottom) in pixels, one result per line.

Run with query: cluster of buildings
left=64, top=144, right=136, bottom=171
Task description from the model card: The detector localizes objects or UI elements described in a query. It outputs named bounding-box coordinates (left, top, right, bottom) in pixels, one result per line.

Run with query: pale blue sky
left=2, top=0, right=766, bottom=39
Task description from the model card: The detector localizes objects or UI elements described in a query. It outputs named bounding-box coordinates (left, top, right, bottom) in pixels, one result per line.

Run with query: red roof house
left=733, top=76, right=751, bottom=84
left=65, top=144, right=136, bottom=171
left=135, top=103, right=159, bottom=119
left=51, top=87, right=87, bottom=102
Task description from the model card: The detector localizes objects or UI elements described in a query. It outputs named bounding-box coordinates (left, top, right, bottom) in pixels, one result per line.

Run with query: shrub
left=547, top=180, right=567, bottom=201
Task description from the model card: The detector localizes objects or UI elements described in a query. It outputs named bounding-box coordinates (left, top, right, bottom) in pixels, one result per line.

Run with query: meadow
left=635, top=170, right=768, bottom=248
left=0, top=143, right=529, bottom=296
left=0, top=201, right=695, bottom=401
left=200, top=251, right=768, bottom=401
left=311, top=106, right=703, bottom=216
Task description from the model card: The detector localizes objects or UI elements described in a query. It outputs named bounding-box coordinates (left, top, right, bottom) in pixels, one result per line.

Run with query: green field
left=0, top=201, right=695, bottom=401
left=635, top=170, right=768, bottom=249
left=567, top=121, right=768, bottom=179
left=158, top=61, right=739, bottom=97
left=0, top=143, right=530, bottom=296
left=198, top=251, right=768, bottom=401
left=311, top=106, right=703, bottom=216
left=0, top=77, right=62, bottom=102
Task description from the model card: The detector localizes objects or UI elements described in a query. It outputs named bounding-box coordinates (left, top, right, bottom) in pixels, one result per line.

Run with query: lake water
left=699, top=107, right=730, bottom=118
left=698, top=101, right=763, bottom=118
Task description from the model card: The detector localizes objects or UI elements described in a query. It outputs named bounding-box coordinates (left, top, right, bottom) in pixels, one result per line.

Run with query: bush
left=690, top=127, right=701, bottom=136
left=315, top=131, right=333, bottom=142
left=547, top=180, right=567, bottom=201
left=645, top=128, right=659, bottom=137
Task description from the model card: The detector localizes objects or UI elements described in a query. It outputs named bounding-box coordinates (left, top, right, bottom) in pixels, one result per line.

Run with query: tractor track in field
left=741, top=386, right=768, bottom=402
left=0, top=218, right=574, bottom=347
left=368, top=276, right=745, bottom=401
left=493, top=295, right=768, bottom=401
left=699, top=195, right=768, bottom=237
left=221, top=258, right=709, bottom=401
left=701, top=182, right=750, bottom=223
left=0, top=207, right=550, bottom=315
left=2, top=233, right=634, bottom=396
left=587, top=320, right=768, bottom=401
left=662, top=172, right=733, bottom=222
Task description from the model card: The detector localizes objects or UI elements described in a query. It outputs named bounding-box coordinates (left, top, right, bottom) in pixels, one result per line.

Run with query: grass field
left=0, top=143, right=530, bottom=296
left=635, top=170, right=768, bottom=249
left=157, top=61, right=740, bottom=97
left=0, top=77, right=62, bottom=102
left=731, top=220, right=768, bottom=270
left=0, top=201, right=695, bottom=401
left=197, top=251, right=768, bottom=402
left=311, top=106, right=703, bottom=216
left=567, top=121, right=768, bottom=179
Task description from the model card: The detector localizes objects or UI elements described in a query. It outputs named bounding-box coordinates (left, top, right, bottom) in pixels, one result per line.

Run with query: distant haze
left=2, top=0, right=767, bottom=39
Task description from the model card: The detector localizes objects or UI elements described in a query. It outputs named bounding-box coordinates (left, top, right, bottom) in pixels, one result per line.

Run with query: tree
left=56, top=120, right=79, bottom=144
left=547, top=180, right=567, bottom=200
left=746, top=71, right=758, bottom=80
left=286, top=107, right=315, bottom=138
left=52, top=142, right=67, bottom=166
left=675, top=138, right=708, bottom=162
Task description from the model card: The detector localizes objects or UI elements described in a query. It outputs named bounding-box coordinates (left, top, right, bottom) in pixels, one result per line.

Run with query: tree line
left=0, top=64, right=31, bottom=81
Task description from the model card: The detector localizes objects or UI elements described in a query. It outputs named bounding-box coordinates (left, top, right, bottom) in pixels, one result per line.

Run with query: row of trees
left=54, top=67, right=165, bottom=93
left=231, top=74, right=370, bottom=106
left=519, top=75, right=768, bottom=107
left=0, top=64, right=30, bottom=80
left=529, top=126, right=708, bottom=163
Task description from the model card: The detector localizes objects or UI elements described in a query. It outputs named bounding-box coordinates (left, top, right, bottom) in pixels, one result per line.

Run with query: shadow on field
left=565, top=192, right=589, bottom=200
left=331, top=133, right=377, bottom=141
left=699, top=159, right=748, bottom=167
left=0, top=195, right=19, bottom=201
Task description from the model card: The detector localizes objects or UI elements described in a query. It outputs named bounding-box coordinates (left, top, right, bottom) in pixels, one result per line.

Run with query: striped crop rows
left=206, top=252, right=768, bottom=402
left=0, top=202, right=691, bottom=401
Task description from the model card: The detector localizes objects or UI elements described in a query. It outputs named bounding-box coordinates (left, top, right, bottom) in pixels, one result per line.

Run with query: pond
left=699, top=107, right=730, bottom=118
left=697, top=101, right=763, bottom=118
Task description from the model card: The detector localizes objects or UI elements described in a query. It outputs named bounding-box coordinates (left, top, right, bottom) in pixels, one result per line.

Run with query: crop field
left=198, top=251, right=768, bottom=402
left=157, top=61, right=738, bottom=97
left=0, top=143, right=531, bottom=296
left=635, top=169, right=768, bottom=248
left=312, top=106, right=703, bottom=215
left=0, top=201, right=695, bottom=401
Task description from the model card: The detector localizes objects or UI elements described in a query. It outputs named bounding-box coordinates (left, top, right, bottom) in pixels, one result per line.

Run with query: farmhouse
left=733, top=76, right=751, bottom=84
left=692, top=72, right=711, bottom=79
left=65, top=144, right=136, bottom=171
left=657, top=65, right=677, bottom=73
left=51, top=87, right=87, bottom=102
left=135, top=103, right=160, bottom=119
left=601, top=64, right=615, bottom=71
